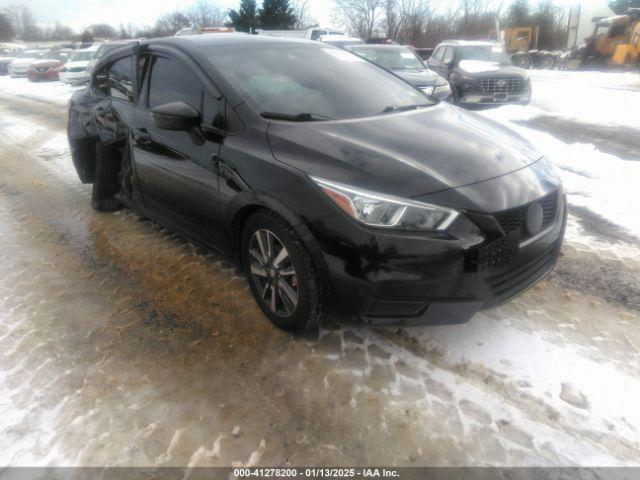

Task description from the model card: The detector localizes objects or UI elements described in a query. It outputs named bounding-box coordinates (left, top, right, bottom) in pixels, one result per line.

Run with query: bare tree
left=186, top=0, right=227, bottom=27
left=332, top=0, right=385, bottom=39
left=294, top=0, right=317, bottom=29
left=89, top=23, right=118, bottom=39
left=4, top=4, right=39, bottom=40
left=155, top=10, right=191, bottom=36
left=384, top=0, right=431, bottom=44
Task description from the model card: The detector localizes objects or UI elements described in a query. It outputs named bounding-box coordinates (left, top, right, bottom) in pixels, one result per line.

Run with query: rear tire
left=241, top=210, right=325, bottom=332
left=540, top=55, right=555, bottom=69
left=91, top=140, right=121, bottom=212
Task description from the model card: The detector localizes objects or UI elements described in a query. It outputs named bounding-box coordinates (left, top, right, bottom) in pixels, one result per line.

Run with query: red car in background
left=27, top=50, right=71, bottom=82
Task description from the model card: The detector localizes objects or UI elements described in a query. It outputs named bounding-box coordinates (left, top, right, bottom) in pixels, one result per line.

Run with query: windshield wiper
left=381, top=103, right=431, bottom=114
left=260, top=111, right=334, bottom=122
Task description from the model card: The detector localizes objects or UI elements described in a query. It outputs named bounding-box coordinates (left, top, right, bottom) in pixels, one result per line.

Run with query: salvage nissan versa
left=67, top=35, right=566, bottom=331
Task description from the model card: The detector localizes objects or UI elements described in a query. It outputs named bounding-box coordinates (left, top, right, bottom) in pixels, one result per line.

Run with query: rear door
left=131, top=52, right=227, bottom=248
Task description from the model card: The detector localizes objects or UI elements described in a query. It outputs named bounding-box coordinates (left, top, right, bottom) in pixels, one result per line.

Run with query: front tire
left=514, top=54, right=532, bottom=69
left=91, top=140, right=121, bottom=211
left=241, top=211, right=325, bottom=332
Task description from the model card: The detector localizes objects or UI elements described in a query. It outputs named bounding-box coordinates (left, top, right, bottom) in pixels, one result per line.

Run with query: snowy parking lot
left=0, top=71, right=639, bottom=467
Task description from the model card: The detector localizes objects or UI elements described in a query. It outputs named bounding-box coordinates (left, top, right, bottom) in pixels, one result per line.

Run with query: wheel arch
left=226, top=193, right=332, bottom=294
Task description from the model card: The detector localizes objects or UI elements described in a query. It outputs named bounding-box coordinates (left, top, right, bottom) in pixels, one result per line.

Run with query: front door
left=131, top=54, right=226, bottom=248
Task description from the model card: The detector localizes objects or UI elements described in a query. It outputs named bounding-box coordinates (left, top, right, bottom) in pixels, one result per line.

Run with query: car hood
left=0, top=57, right=16, bottom=64
left=267, top=104, right=542, bottom=198
left=457, top=60, right=527, bottom=77
left=393, top=69, right=447, bottom=87
left=31, top=59, right=62, bottom=67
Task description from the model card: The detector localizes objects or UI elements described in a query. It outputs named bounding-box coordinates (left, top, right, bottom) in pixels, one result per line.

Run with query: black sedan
left=68, top=35, right=565, bottom=331
left=347, top=44, right=451, bottom=101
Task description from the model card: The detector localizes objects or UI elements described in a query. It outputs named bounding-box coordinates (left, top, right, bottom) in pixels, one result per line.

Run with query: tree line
left=0, top=0, right=305, bottom=42
left=332, top=0, right=570, bottom=50
left=2, top=0, right=635, bottom=49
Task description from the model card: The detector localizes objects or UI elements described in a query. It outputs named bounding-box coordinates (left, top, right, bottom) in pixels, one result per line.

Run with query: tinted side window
left=432, top=47, right=443, bottom=61
left=148, top=57, right=204, bottom=111
left=110, top=56, right=134, bottom=102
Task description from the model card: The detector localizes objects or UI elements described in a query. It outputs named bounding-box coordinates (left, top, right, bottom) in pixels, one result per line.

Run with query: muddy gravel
left=0, top=91, right=639, bottom=468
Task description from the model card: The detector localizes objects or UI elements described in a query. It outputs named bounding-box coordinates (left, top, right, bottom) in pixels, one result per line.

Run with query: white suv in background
left=59, top=46, right=98, bottom=84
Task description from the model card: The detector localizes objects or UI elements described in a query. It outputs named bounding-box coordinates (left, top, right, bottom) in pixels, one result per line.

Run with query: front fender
left=224, top=190, right=334, bottom=296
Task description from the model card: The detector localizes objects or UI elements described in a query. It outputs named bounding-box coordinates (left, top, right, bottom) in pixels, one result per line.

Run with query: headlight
left=312, top=177, right=459, bottom=231
left=420, top=86, right=435, bottom=95
left=434, top=83, right=451, bottom=95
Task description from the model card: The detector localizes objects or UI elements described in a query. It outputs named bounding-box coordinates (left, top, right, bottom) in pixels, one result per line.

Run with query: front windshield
left=458, top=45, right=512, bottom=65
left=207, top=44, right=431, bottom=120
left=350, top=46, right=425, bottom=70
left=71, top=51, right=95, bottom=62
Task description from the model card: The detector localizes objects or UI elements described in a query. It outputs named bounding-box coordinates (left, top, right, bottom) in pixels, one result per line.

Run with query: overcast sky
left=0, top=0, right=610, bottom=33
left=0, top=0, right=334, bottom=31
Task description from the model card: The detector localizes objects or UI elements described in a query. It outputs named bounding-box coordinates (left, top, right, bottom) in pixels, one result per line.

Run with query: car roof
left=144, top=33, right=317, bottom=49
left=349, top=44, right=410, bottom=50
left=438, top=40, right=499, bottom=47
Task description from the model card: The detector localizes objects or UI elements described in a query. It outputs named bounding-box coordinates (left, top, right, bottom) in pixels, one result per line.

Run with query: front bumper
left=459, top=90, right=531, bottom=105
left=9, top=67, right=28, bottom=77
left=307, top=189, right=565, bottom=326
left=28, top=70, right=59, bottom=81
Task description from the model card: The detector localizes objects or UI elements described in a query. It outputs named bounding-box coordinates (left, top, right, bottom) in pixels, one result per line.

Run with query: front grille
left=34, top=67, right=49, bottom=73
left=480, top=77, right=524, bottom=93
left=494, top=191, right=558, bottom=240
left=487, top=246, right=556, bottom=303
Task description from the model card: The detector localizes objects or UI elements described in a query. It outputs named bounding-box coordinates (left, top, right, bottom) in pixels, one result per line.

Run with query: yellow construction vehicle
left=580, top=8, right=640, bottom=67
left=489, top=25, right=559, bottom=69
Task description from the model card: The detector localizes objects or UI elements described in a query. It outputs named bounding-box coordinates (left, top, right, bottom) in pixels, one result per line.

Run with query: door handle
left=132, top=128, right=151, bottom=145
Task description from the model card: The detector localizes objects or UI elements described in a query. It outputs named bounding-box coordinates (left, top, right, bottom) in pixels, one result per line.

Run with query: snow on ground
left=528, top=70, right=640, bottom=128
left=482, top=111, right=640, bottom=239
left=0, top=76, right=80, bottom=106
left=480, top=70, right=640, bottom=244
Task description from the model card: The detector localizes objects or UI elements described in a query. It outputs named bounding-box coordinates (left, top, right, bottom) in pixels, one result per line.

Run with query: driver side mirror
left=151, top=101, right=200, bottom=131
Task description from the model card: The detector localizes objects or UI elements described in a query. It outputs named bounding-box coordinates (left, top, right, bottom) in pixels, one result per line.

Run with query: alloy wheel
left=248, top=229, right=299, bottom=317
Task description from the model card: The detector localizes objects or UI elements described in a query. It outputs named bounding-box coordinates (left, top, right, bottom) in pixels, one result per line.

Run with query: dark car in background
left=347, top=44, right=451, bottom=100
left=428, top=40, right=531, bottom=106
left=414, top=47, right=434, bottom=61
left=68, top=35, right=565, bottom=332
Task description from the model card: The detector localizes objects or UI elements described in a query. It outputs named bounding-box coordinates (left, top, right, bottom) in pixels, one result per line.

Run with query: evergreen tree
left=258, top=0, right=297, bottom=30
left=229, top=0, right=259, bottom=33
